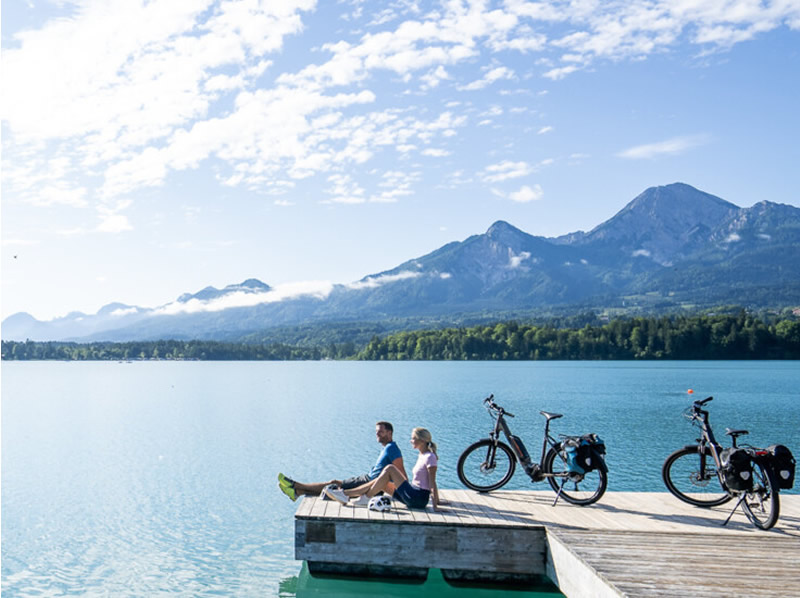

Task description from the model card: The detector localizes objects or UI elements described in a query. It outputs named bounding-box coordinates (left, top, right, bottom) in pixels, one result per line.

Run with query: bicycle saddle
left=725, top=428, right=749, bottom=438
left=540, top=411, right=563, bottom=420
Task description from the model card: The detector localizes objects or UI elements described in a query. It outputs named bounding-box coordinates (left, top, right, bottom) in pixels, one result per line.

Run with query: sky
left=2, top=0, right=800, bottom=322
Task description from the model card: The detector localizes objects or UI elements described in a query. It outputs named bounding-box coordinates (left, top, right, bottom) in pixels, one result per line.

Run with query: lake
left=2, top=360, right=799, bottom=596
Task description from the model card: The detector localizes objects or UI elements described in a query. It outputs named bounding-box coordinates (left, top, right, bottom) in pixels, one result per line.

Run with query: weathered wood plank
left=296, top=519, right=546, bottom=574
left=294, top=496, right=313, bottom=517
left=296, top=492, right=800, bottom=598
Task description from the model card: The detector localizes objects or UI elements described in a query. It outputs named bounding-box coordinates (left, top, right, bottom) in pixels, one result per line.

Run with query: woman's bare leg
left=344, top=465, right=406, bottom=498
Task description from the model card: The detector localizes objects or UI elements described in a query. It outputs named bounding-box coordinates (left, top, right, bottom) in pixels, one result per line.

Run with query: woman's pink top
left=411, top=451, right=438, bottom=490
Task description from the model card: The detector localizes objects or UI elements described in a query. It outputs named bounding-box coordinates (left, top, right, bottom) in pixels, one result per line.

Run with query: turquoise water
left=3, top=361, right=799, bottom=596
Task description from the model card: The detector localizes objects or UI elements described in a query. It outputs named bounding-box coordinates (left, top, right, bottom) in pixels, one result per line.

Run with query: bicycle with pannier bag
left=662, top=396, right=795, bottom=530
left=457, top=395, right=608, bottom=506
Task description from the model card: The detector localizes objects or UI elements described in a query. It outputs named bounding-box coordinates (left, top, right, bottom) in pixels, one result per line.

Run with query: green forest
left=3, top=313, right=800, bottom=361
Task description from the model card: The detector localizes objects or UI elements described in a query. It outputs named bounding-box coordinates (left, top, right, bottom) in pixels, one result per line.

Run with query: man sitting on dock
left=278, top=421, right=406, bottom=501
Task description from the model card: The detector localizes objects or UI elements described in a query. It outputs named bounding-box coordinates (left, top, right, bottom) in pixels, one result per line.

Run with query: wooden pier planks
left=295, top=491, right=800, bottom=597
left=549, top=529, right=800, bottom=597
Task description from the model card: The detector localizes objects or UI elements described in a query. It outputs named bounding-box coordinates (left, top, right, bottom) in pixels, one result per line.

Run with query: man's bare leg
left=293, top=480, right=342, bottom=497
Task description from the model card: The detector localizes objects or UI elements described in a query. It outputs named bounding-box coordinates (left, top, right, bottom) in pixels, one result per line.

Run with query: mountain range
left=4, top=183, right=799, bottom=343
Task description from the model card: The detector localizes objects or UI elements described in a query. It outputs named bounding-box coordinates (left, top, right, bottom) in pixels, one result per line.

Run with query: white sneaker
left=324, top=485, right=350, bottom=505
left=353, top=494, right=371, bottom=506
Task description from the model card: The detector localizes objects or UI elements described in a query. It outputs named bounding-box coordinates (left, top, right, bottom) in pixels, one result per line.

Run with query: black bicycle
left=662, top=396, right=781, bottom=530
left=457, top=395, right=608, bottom=505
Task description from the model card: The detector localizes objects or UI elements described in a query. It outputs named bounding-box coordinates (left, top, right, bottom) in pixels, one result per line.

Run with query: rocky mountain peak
left=578, top=182, right=740, bottom=264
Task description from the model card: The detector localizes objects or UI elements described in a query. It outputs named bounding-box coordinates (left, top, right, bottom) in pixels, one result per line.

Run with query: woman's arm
left=427, top=465, right=441, bottom=509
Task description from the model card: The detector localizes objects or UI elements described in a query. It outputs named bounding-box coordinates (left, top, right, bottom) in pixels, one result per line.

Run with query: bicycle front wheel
left=457, top=439, right=516, bottom=492
left=741, top=461, right=780, bottom=530
left=662, top=446, right=732, bottom=507
left=543, top=447, right=607, bottom=505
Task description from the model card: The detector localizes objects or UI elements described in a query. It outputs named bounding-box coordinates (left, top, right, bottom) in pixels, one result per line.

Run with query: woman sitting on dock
left=325, top=427, right=443, bottom=510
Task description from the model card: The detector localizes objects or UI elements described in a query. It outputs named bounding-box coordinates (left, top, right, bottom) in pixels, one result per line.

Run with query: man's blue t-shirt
left=368, top=441, right=402, bottom=479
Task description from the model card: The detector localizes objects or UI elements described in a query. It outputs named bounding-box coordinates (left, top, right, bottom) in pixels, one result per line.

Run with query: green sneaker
left=278, top=473, right=295, bottom=488
left=278, top=480, right=297, bottom=502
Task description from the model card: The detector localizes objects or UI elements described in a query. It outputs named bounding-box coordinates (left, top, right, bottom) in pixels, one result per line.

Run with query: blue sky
left=3, top=0, right=800, bottom=321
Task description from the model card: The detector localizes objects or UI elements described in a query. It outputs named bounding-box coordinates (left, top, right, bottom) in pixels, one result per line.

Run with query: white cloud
left=439, top=272, right=452, bottom=279
left=420, top=65, right=450, bottom=89
left=543, top=64, right=580, bottom=80
left=324, top=173, right=366, bottom=204
left=509, top=251, right=531, bottom=268
left=347, top=270, right=422, bottom=290
left=459, top=66, right=515, bottom=90
left=725, top=232, right=742, bottom=243
left=537, top=125, right=554, bottom=135
left=632, top=249, right=651, bottom=257
left=154, top=280, right=334, bottom=315
left=96, top=200, right=133, bottom=233
left=96, top=213, right=133, bottom=234
left=111, top=307, right=140, bottom=317
left=509, top=184, right=544, bottom=203
left=3, top=0, right=797, bottom=229
left=370, top=169, right=420, bottom=202
left=482, top=160, right=533, bottom=182
left=481, top=158, right=553, bottom=183
left=421, top=148, right=451, bottom=157
left=617, top=134, right=710, bottom=159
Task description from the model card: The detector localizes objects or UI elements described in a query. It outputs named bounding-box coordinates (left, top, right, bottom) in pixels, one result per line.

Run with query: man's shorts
left=341, top=474, right=372, bottom=489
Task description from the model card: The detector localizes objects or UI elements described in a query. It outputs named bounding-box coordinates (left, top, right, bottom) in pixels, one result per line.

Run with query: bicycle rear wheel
left=457, top=439, right=516, bottom=492
left=662, top=446, right=733, bottom=507
left=741, top=461, right=780, bottom=530
left=543, top=447, right=607, bottom=505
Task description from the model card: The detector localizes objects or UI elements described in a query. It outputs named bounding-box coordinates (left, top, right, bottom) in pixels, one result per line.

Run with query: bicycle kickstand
left=722, top=494, right=746, bottom=526
left=552, top=482, right=566, bottom=507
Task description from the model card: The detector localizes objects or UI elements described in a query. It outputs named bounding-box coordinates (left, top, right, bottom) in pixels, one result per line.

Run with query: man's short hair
left=376, top=421, right=393, bottom=433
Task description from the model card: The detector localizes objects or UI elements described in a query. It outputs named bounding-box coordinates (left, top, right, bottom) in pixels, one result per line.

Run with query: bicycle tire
left=741, top=460, right=780, bottom=530
left=662, top=446, right=733, bottom=507
left=543, top=447, right=607, bottom=505
left=457, top=439, right=516, bottom=492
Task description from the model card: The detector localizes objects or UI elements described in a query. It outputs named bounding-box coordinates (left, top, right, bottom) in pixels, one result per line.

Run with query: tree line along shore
left=3, top=313, right=799, bottom=361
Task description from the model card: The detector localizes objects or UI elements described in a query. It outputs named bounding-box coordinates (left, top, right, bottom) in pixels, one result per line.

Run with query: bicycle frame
left=665, top=395, right=781, bottom=529
left=485, top=397, right=563, bottom=482
left=685, top=404, right=725, bottom=483
left=459, top=395, right=608, bottom=506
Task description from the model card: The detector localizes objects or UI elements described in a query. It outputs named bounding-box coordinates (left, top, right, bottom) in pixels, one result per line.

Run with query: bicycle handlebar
left=484, top=394, right=514, bottom=418
left=694, top=396, right=713, bottom=407
left=684, top=396, right=713, bottom=424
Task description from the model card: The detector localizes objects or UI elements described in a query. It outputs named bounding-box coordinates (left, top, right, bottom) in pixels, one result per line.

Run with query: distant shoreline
left=3, top=313, right=799, bottom=361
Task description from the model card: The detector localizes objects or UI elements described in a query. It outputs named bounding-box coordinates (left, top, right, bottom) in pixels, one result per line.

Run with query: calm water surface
left=3, top=361, right=799, bottom=596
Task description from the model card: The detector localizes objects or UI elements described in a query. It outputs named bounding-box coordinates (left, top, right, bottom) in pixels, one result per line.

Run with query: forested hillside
left=358, top=314, right=800, bottom=360
left=3, top=314, right=799, bottom=361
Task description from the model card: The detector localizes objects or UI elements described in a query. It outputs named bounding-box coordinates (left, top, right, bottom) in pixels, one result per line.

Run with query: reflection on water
left=279, top=564, right=563, bottom=597
left=3, top=361, right=798, bottom=595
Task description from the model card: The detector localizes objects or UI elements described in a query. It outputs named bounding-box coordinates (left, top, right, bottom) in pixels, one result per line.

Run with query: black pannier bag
left=720, top=447, right=753, bottom=491
left=576, top=433, right=606, bottom=473
left=767, top=444, right=795, bottom=490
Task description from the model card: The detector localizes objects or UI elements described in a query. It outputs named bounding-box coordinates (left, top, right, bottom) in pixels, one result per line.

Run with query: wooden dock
left=295, top=491, right=800, bottom=597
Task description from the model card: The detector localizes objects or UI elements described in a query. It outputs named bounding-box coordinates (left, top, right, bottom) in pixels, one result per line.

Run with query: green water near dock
left=279, top=564, right=563, bottom=597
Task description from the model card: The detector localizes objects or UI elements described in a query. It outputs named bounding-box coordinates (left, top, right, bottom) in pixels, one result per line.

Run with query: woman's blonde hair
left=412, top=427, right=437, bottom=456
